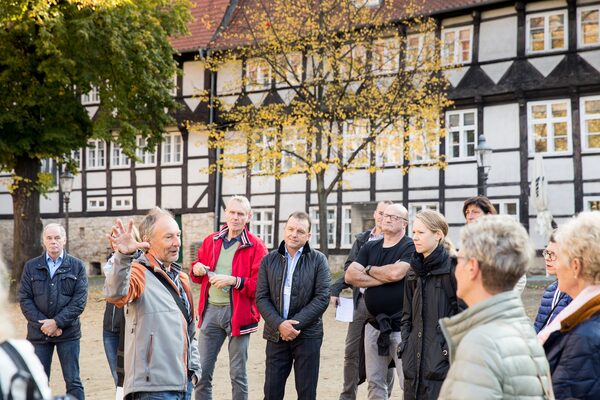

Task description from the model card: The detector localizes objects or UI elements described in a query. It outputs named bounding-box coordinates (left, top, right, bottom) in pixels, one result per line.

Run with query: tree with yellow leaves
left=201, top=0, right=452, bottom=252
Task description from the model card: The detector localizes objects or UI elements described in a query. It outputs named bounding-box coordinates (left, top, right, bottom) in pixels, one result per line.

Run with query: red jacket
left=190, top=225, right=267, bottom=336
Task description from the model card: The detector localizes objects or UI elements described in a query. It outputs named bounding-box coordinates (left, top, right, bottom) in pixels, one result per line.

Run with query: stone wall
left=182, top=212, right=215, bottom=270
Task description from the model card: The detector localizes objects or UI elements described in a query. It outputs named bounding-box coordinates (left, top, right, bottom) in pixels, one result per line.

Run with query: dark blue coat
left=19, top=252, right=88, bottom=343
left=534, top=280, right=572, bottom=333
left=544, top=311, right=600, bottom=400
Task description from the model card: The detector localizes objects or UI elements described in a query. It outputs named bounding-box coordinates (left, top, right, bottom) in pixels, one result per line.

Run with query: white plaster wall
left=441, top=15, right=473, bottom=27
left=111, top=170, right=131, bottom=187
left=187, top=185, right=209, bottom=209
left=341, top=170, right=370, bottom=190
left=162, top=168, right=182, bottom=185
left=408, top=167, right=439, bottom=188
left=161, top=186, right=182, bottom=210
left=545, top=183, right=575, bottom=216
left=445, top=200, right=468, bottom=223
left=247, top=194, right=276, bottom=207
left=488, top=151, right=521, bottom=184
left=480, top=17, right=518, bottom=62
left=445, top=163, right=477, bottom=186
left=40, top=192, right=59, bottom=214
left=68, top=192, right=83, bottom=212
left=310, top=192, right=337, bottom=205
left=182, top=61, right=205, bottom=97
left=251, top=176, right=276, bottom=194
left=188, top=130, right=209, bottom=157
left=136, top=169, right=156, bottom=186
left=527, top=0, right=567, bottom=12
left=222, top=172, right=247, bottom=195
left=216, top=60, right=242, bottom=95
left=375, top=169, right=404, bottom=190
left=279, top=193, right=308, bottom=219
left=584, top=182, right=600, bottom=195
left=188, top=159, right=209, bottom=184
left=487, top=184, right=522, bottom=198
left=342, top=190, right=370, bottom=203
left=86, top=172, right=106, bottom=189
left=582, top=155, right=600, bottom=180
left=484, top=103, right=520, bottom=149
left=531, top=157, right=574, bottom=182
left=482, top=6, right=516, bottom=19
left=408, top=189, right=440, bottom=201
left=0, top=193, right=12, bottom=214
left=137, top=187, right=156, bottom=210
left=112, top=188, right=132, bottom=195
left=280, top=174, right=307, bottom=192
left=445, top=187, right=479, bottom=200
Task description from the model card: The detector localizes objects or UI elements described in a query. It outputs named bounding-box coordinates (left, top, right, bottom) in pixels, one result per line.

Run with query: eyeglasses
left=382, top=213, right=407, bottom=222
left=542, top=250, right=557, bottom=261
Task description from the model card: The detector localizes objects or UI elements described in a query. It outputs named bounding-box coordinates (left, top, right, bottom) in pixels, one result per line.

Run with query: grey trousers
left=339, top=296, right=395, bottom=400
left=364, top=323, right=404, bottom=400
left=195, top=303, right=250, bottom=400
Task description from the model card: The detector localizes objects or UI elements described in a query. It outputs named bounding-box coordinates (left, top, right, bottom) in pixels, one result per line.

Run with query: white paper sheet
left=335, top=296, right=354, bottom=322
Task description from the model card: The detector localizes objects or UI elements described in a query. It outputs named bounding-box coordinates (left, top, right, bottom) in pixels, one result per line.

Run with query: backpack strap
left=0, top=341, right=41, bottom=400
left=441, top=261, right=459, bottom=314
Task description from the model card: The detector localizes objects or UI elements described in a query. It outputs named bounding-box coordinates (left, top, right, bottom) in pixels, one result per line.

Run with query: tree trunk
left=9, top=155, right=43, bottom=302
left=315, top=171, right=329, bottom=256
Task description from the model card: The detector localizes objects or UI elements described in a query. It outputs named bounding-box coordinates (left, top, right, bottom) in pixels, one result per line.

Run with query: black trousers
left=264, top=336, right=323, bottom=400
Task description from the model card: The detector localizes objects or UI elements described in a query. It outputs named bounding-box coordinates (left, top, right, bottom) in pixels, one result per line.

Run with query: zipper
left=146, top=332, right=154, bottom=382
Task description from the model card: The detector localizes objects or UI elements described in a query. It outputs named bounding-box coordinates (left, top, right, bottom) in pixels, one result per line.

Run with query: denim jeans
left=364, top=324, right=403, bottom=400
left=129, top=391, right=186, bottom=400
left=103, top=330, right=119, bottom=386
left=196, top=304, right=250, bottom=400
left=34, top=339, right=85, bottom=400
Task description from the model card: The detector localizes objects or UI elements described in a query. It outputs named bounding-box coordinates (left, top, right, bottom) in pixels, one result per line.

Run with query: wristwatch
left=364, top=265, right=372, bottom=276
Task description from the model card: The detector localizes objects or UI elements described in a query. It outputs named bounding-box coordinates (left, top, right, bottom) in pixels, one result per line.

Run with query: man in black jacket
left=256, top=211, right=331, bottom=400
left=19, top=223, right=88, bottom=400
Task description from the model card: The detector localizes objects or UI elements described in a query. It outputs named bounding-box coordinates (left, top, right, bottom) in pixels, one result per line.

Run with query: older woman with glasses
left=533, top=231, right=572, bottom=333
left=538, top=211, right=600, bottom=399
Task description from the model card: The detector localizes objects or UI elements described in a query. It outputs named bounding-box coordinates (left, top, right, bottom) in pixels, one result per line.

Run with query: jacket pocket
left=145, top=332, right=154, bottom=382
left=31, top=275, right=47, bottom=296
left=426, top=331, right=450, bottom=380
left=60, top=274, right=78, bottom=295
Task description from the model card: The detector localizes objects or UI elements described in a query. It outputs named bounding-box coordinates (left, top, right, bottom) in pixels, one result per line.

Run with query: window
left=247, top=58, right=271, bottom=90
left=343, top=119, right=370, bottom=167
left=446, top=109, right=476, bottom=159
left=162, top=132, right=183, bottom=164
left=111, top=143, right=130, bottom=168
left=579, top=6, right=600, bottom=47
left=491, top=200, right=519, bottom=220
left=585, top=197, right=600, bottom=211
left=88, top=197, right=107, bottom=211
left=527, top=11, right=567, bottom=53
left=528, top=100, right=571, bottom=154
left=40, top=159, right=59, bottom=188
left=276, top=52, right=303, bottom=86
left=406, top=32, right=435, bottom=70
left=375, top=121, right=403, bottom=166
left=252, top=130, right=275, bottom=174
left=309, top=206, right=336, bottom=248
left=442, top=26, right=473, bottom=66
left=408, top=118, right=440, bottom=163
left=136, top=136, right=157, bottom=166
left=408, top=203, right=438, bottom=234
left=170, top=74, right=178, bottom=96
left=581, top=96, right=600, bottom=150
left=340, top=206, right=353, bottom=248
left=372, top=37, right=400, bottom=75
left=112, top=196, right=133, bottom=210
left=87, top=139, right=106, bottom=169
left=340, top=44, right=367, bottom=81
left=81, top=86, right=100, bottom=105
left=70, top=149, right=82, bottom=171
left=281, top=126, right=306, bottom=172
left=251, top=209, right=275, bottom=248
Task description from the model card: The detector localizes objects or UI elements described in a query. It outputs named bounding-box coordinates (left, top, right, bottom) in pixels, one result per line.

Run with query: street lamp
left=475, top=133, right=492, bottom=196
left=59, top=171, right=74, bottom=252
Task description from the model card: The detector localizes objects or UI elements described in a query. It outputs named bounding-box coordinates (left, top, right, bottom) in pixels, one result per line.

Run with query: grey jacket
left=438, top=290, right=554, bottom=400
left=104, top=252, right=201, bottom=397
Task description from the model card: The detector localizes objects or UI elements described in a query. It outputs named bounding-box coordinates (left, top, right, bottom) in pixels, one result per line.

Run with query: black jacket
left=331, top=230, right=371, bottom=309
left=19, top=252, right=88, bottom=343
left=400, top=246, right=461, bottom=400
left=256, top=241, right=331, bottom=342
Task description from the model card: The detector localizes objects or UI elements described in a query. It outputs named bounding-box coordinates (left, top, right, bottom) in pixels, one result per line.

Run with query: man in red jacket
left=190, top=195, right=268, bottom=400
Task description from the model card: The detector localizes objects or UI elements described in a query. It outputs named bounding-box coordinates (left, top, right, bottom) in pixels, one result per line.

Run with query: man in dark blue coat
left=19, top=223, right=88, bottom=400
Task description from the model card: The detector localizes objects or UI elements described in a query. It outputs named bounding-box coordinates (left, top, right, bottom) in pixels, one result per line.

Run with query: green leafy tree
left=0, top=0, right=191, bottom=300
left=200, top=0, right=451, bottom=253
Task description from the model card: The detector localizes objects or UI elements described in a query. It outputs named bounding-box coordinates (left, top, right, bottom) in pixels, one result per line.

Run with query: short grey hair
left=227, top=195, right=252, bottom=214
left=460, top=215, right=533, bottom=294
left=556, top=211, right=600, bottom=285
left=139, top=207, right=175, bottom=242
left=41, top=223, right=67, bottom=243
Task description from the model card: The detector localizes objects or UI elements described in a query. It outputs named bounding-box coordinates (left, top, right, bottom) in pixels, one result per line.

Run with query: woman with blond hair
left=400, top=209, right=462, bottom=400
left=539, top=211, right=600, bottom=399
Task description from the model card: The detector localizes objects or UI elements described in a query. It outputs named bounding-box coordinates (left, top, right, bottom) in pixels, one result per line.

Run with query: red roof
left=170, top=0, right=231, bottom=52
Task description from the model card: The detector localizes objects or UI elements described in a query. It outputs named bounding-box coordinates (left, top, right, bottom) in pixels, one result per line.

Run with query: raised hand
left=107, top=219, right=150, bottom=255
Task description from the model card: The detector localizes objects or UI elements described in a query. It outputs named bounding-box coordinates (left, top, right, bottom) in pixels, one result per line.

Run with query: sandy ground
left=7, top=278, right=545, bottom=400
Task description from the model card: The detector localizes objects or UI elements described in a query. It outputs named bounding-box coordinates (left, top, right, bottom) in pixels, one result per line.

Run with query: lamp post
left=475, top=133, right=492, bottom=196
left=59, top=171, right=74, bottom=252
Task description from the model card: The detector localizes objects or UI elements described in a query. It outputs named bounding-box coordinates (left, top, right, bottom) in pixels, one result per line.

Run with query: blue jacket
left=19, top=252, right=88, bottom=343
left=544, top=296, right=600, bottom=400
left=534, top=280, right=572, bottom=333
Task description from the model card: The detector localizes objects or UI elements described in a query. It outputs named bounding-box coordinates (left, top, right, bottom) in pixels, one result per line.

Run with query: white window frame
left=584, top=196, right=600, bottom=211
left=375, top=121, right=403, bottom=167
left=526, top=10, right=568, bottom=54
left=405, top=32, right=435, bottom=70
left=252, top=129, right=275, bottom=174
left=87, top=139, right=106, bottom=170
left=342, top=119, right=370, bottom=167
left=578, top=5, right=600, bottom=48
left=70, top=149, right=82, bottom=171
left=112, top=196, right=133, bottom=210
left=161, top=132, right=183, bottom=165
left=135, top=136, right=157, bottom=166
left=340, top=206, right=353, bottom=249
left=246, top=58, right=272, bottom=91
left=528, top=99, right=572, bottom=154
left=81, top=86, right=100, bottom=105
left=111, top=142, right=130, bottom=169
left=372, top=37, right=400, bottom=75
left=250, top=209, right=275, bottom=248
left=491, top=200, right=519, bottom=220
left=309, top=206, right=337, bottom=248
left=87, top=197, right=107, bottom=211
left=408, top=203, right=438, bottom=235
left=446, top=109, right=477, bottom=160
left=340, top=44, right=367, bottom=81
left=40, top=159, right=59, bottom=188
left=441, top=26, right=473, bottom=66
left=581, top=95, right=600, bottom=151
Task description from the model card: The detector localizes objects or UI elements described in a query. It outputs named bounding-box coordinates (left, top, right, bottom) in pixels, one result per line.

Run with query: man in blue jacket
left=19, top=223, right=88, bottom=400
